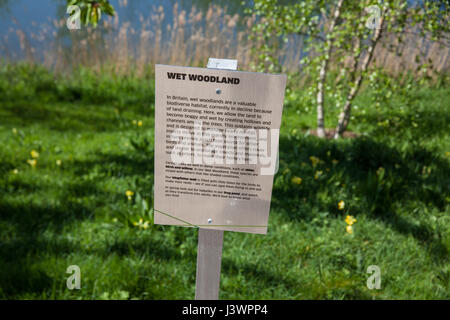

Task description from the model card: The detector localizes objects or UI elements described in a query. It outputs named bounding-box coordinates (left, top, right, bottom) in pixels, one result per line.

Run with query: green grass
left=0, top=63, right=449, bottom=299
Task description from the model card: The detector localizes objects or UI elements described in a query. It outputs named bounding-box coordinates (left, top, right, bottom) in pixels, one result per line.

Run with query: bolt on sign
left=154, top=64, right=287, bottom=234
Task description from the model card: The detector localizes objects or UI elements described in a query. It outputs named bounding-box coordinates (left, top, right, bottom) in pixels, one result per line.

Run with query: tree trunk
left=334, top=13, right=385, bottom=139
left=316, top=0, right=344, bottom=138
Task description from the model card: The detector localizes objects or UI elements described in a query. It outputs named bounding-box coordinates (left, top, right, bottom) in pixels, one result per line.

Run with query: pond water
left=0, top=0, right=268, bottom=66
left=1, top=1, right=439, bottom=73
left=0, top=0, right=246, bottom=28
left=0, top=0, right=256, bottom=64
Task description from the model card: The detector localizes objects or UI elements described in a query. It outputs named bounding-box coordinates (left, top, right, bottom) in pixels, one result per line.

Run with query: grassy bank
left=0, top=64, right=448, bottom=299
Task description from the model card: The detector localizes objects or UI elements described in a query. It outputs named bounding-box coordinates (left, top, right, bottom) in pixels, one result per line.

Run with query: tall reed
left=0, top=2, right=448, bottom=77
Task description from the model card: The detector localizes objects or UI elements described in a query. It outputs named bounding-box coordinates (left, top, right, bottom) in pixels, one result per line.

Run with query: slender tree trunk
left=335, top=37, right=361, bottom=88
left=316, top=0, right=344, bottom=138
left=334, top=14, right=385, bottom=139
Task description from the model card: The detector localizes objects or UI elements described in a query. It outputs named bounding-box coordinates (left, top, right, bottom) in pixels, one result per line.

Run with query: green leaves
left=67, top=0, right=115, bottom=27
left=247, top=0, right=449, bottom=137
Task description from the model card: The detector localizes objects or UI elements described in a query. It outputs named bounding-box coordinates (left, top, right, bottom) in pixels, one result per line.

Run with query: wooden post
left=195, top=58, right=238, bottom=300
left=195, top=229, right=224, bottom=300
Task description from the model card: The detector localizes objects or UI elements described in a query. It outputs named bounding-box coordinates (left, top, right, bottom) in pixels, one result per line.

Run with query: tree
left=247, top=0, right=449, bottom=138
left=66, top=0, right=115, bottom=27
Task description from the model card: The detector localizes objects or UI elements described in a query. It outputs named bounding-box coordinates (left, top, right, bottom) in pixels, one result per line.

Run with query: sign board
left=206, top=58, right=238, bottom=70
left=154, top=64, right=287, bottom=234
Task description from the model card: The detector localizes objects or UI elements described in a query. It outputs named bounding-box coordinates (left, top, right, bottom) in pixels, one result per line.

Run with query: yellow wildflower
left=12, top=128, right=17, bottom=135
left=132, top=120, right=137, bottom=125
left=445, top=151, right=450, bottom=157
left=12, top=169, right=19, bottom=174
left=137, top=120, right=143, bottom=127
left=125, top=190, right=134, bottom=201
left=346, top=225, right=353, bottom=234
left=291, top=176, right=302, bottom=185
left=30, top=150, right=39, bottom=159
left=309, top=156, right=320, bottom=167
left=338, top=200, right=345, bottom=210
left=56, top=160, right=62, bottom=166
left=345, top=215, right=356, bottom=225
left=27, top=159, right=37, bottom=167
left=133, top=218, right=150, bottom=230
left=314, top=170, right=323, bottom=180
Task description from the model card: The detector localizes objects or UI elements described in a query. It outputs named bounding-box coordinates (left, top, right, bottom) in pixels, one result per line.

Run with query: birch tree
left=317, top=0, right=344, bottom=138
left=248, top=0, right=449, bottom=138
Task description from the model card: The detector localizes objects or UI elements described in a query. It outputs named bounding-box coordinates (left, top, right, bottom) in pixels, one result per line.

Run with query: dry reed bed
left=0, top=3, right=448, bottom=77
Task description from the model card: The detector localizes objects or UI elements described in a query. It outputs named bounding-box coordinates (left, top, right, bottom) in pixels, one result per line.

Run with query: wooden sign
left=154, top=64, right=287, bottom=235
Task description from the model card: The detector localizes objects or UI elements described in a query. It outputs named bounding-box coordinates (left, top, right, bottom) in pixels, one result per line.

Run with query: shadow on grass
left=71, top=152, right=154, bottom=179
left=0, top=261, right=54, bottom=298
left=221, top=257, right=374, bottom=299
left=274, top=134, right=449, bottom=259
left=0, top=151, right=156, bottom=297
left=0, top=101, right=123, bottom=133
left=0, top=200, right=90, bottom=297
left=220, top=257, right=300, bottom=296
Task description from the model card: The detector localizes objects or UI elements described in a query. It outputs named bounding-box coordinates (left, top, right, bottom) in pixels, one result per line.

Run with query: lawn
left=0, top=64, right=449, bottom=299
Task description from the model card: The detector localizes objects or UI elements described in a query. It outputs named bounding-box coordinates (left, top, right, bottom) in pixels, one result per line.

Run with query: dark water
left=0, top=0, right=245, bottom=28
left=1, top=1, right=440, bottom=71
left=0, top=0, right=248, bottom=61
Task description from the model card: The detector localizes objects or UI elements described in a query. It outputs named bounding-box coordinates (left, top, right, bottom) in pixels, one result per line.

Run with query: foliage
left=246, top=0, right=449, bottom=137
left=67, top=0, right=115, bottom=27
